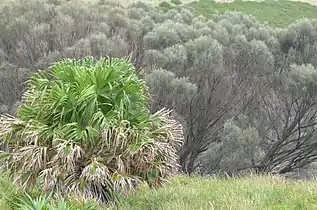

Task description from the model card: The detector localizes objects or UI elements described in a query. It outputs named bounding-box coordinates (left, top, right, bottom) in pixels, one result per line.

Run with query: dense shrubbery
left=2, top=0, right=317, bottom=190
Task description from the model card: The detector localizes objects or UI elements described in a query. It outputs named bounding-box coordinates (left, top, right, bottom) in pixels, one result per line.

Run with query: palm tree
left=0, top=56, right=183, bottom=203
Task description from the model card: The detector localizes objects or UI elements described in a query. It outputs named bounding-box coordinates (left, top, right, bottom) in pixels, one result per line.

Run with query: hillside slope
left=120, top=0, right=317, bottom=6
left=188, top=0, right=317, bottom=26
left=120, top=0, right=317, bottom=27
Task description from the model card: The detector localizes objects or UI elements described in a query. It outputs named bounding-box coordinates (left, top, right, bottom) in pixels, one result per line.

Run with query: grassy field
left=118, top=175, right=317, bottom=210
left=3, top=172, right=317, bottom=209
left=153, top=0, right=317, bottom=27
left=187, top=0, right=317, bottom=27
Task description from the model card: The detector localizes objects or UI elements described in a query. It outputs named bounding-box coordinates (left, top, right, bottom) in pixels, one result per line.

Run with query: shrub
left=0, top=57, right=183, bottom=203
left=171, top=0, right=182, bottom=6
left=159, top=2, right=175, bottom=12
left=2, top=0, right=317, bottom=177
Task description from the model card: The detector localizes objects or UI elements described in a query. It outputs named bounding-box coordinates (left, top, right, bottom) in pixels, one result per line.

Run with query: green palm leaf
left=0, top=57, right=183, bottom=204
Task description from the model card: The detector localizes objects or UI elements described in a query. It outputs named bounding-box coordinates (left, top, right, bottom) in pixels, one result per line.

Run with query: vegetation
left=118, top=175, right=317, bottom=210
left=159, top=1, right=175, bottom=12
left=0, top=172, right=22, bottom=209
left=0, top=172, right=101, bottom=209
left=0, top=56, right=183, bottom=204
left=15, top=193, right=98, bottom=210
left=3, top=0, right=317, bottom=208
left=186, top=0, right=317, bottom=27
left=2, top=0, right=317, bottom=175
left=3, top=171, right=317, bottom=210
left=171, top=0, right=182, bottom=5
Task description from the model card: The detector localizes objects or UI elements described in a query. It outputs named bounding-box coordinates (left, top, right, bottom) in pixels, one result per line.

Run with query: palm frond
left=0, top=115, right=24, bottom=142
left=0, top=57, right=184, bottom=204
left=13, top=145, right=48, bottom=172
left=39, top=167, right=60, bottom=193
left=51, top=141, right=84, bottom=173
left=112, top=172, right=141, bottom=196
left=81, top=159, right=110, bottom=184
left=16, top=192, right=51, bottom=210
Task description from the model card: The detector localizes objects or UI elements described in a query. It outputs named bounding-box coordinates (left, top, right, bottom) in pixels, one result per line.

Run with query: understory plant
left=16, top=192, right=98, bottom=210
left=0, top=57, right=183, bottom=203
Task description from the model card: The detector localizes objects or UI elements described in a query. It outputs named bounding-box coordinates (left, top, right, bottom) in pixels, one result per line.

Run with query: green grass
left=0, top=172, right=23, bottom=210
left=3, top=172, right=317, bottom=209
left=0, top=171, right=102, bottom=210
left=118, top=175, right=317, bottom=210
left=187, top=0, right=317, bottom=27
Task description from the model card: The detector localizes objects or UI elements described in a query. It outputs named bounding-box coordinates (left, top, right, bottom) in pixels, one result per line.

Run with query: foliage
left=16, top=193, right=51, bottom=210
left=0, top=171, right=22, bottom=210
left=198, top=116, right=263, bottom=175
left=117, top=175, right=317, bottom=210
left=159, top=1, right=175, bottom=12
left=0, top=171, right=101, bottom=210
left=252, top=63, right=317, bottom=173
left=2, top=0, right=317, bottom=177
left=0, top=57, right=183, bottom=203
left=16, top=192, right=98, bottom=210
left=171, top=0, right=182, bottom=6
